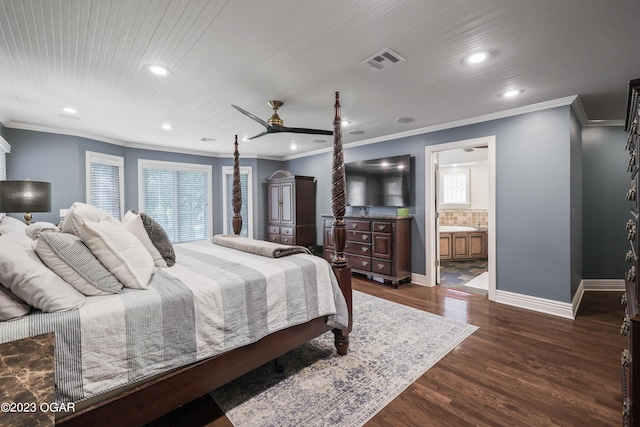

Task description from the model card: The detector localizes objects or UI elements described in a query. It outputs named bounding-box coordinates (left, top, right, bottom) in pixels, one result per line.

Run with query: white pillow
left=60, top=202, right=112, bottom=236
left=0, top=285, right=31, bottom=321
left=34, top=232, right=124, bottom=296
left=78, top=216, right=155, bottom=290
left=0, top=232, right=85, bottom=312
left=0, top=215, right=27, bottom=236
left=25, top=222, right=59, bottom=240
left=122, top=211, right=167, bottom=268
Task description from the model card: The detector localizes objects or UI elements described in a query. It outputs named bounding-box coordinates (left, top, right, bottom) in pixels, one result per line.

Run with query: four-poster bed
left=46, top=92, right=352, bottom=426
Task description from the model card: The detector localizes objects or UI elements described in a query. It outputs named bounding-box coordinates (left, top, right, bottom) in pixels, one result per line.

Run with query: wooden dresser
left=266, top=170, right=316, bottom=247
left=323, top=215, right=411, bottom=288
left=623, top=77, right=640, bottom=426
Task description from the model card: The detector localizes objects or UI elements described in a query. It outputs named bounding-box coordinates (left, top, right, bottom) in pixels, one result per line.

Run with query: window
left=86, top=151, right=124, bottom=220
left=222, top=166, right=253, bottom=238
left=439, top=167, right=470, bottom=207
left=138, top=160, right=212, bottom=243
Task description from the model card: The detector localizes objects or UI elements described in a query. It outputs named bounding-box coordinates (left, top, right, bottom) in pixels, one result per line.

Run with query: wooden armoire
left=266, top=170, right=316, bottom=247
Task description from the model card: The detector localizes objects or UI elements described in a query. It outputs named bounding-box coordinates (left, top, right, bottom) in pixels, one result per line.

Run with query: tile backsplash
left=439, top=209, right=488, bottom=226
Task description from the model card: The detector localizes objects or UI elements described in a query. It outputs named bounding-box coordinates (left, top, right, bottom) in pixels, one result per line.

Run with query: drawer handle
left=377, top=224, right=386, bottom=231
left=361, top=246, right=368, bottom=253
left=621, top=316, right=631, bottom=336
left=626, top=250, right=634, bottom=263
left=351, top=223, right=358, bottom=229
left=622, top=349, right=631, bottom=367
left=377, top=263, right=385, bottom=270
left=284, top=229, right=290, bottom=234
left=362, top=234, right=369, bottom=241
left=361, top=260, right=368, bottom=267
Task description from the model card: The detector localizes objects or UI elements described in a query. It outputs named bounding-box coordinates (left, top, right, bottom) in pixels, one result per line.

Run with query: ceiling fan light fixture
left=267, top=101, right=284, bottom=126
left=162, top=123, right=173, bottom=130
left=62, top=107, right=78, bottom=114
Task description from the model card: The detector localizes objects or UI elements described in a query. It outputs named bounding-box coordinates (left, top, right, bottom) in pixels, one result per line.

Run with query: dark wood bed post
left=331, top=91, right=352, bottom=356
left=232, top=134, right=243, bottom=235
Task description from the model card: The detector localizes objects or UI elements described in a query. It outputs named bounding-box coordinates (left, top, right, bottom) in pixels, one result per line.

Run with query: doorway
left=425, top=136, right=496, bottom=300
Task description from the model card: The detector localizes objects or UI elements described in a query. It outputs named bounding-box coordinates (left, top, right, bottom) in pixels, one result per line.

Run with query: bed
left=0, top=92, right=352, bottom=426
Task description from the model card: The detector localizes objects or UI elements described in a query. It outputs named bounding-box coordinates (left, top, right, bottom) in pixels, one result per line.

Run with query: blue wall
left=582, top=126, right=629, bottom=278
left=288, top=106, right=580, bottom=302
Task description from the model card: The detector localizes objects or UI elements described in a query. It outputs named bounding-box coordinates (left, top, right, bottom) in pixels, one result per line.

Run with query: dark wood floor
left=147, top=276, right=625, bottom=427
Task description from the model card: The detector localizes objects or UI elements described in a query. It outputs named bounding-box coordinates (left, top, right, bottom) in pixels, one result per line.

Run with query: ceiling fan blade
left=247, top=129, right=270, bottom=140
left=231, top=105, right=269, bottom=128
left=283, top=126, right=333, bottom=136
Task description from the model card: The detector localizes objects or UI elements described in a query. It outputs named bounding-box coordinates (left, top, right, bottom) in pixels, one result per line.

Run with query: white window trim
left=221, top=165, right=253, bottom=238
left=137, top=159, right=213, bottom=236
left=439, top=166, right=471, bottom=208
left=86, top=151, right=125, bottom=219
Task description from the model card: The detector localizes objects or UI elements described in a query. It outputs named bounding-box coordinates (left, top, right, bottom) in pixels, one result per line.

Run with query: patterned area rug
left=211, top=291, right=478, bottom=427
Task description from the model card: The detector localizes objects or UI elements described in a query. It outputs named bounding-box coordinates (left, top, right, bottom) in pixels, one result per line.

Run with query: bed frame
left=56, top=92, right=352, bottom=427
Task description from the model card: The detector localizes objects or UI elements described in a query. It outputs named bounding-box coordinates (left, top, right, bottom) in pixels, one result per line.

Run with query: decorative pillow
left=60, top=202, right=112, bottom=236
left=0, top=215, right=27, bottom=236
left=0, top=285, right=31, bottom=321
left=25, top=222, right=59, bottom=240
left=77, top=216, right=155, bottom=290
left=134, top=210, right=175, bottom=267
left=34, top=232, right=124, bottom=296
left=0, top=233, right=85, bottom=312
left=122, top=211, right=167, bottom=268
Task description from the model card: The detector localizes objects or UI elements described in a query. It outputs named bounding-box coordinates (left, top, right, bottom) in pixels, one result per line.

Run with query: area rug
left=211, top=291, right=478, bottom=427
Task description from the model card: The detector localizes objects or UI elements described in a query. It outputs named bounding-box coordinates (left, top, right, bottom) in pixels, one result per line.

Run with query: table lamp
left=0, top=180, right=52, bottom=224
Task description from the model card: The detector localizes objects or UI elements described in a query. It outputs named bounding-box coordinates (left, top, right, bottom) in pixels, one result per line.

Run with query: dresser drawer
left=371, top=258, right=392, bottom=275
left=347, top=230, right=370, bottom=243
left=280, top=226, right=295, bottom=237
left=372, top=221, right=392, bottom=233
left=268, top=225, right=280, bottom=234
left=268, top=234, right=280, bottom=243
left=345, top=242, right=371, bottom=256
left=280, top=235, right=294, bottom=245
left=347, top=253, right=371, bottom=271
left=346, top=220, right=371, bottom=232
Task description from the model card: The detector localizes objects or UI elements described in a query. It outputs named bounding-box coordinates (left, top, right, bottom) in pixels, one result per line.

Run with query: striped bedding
left=0, top=240, right=348, bottom=403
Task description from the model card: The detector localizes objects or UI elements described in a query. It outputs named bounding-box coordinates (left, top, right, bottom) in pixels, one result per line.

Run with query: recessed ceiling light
left=62, top=107, right=77, bottom=114
left=464, top=51, right=491, bottom=65
left=148, top=64, right=170, bottom=76
left=501, top=89, right=523, bottom=98
left=341, top=120, right=351, bottom=126
left=312, top=139, right=327, bottom=143
left=200, top=137, right=216, bottom=143
left=290, top=143, right=298, bottom=150
left=348, top=130, right=365, bottom=135
left=162, top=123, right=173, bottom=130
left=395, top=117, right=414, bottom=124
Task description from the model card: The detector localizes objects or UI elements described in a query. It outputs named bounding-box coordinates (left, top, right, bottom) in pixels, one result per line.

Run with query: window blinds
left=90, top=162, right=122, bottom=220
left=225, top=171, right=249, bottom=237
left=142, top=168, right=209, bottom=243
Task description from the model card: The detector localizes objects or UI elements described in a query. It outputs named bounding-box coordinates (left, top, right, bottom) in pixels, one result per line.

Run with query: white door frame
left=425, top=135, right=497, bottom=301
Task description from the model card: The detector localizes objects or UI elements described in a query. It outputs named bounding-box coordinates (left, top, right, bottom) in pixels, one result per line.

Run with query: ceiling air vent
left=362, top=48, right=406, bottom=71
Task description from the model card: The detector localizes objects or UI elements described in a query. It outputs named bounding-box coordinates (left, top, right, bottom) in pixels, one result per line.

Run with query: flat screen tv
left=345, top=155, right=411, bottom=207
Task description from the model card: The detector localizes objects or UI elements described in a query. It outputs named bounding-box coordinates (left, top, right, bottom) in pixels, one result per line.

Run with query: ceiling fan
left=231, top=100, right=333, bottom=140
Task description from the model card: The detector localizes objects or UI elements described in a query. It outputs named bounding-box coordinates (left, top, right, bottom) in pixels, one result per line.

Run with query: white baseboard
left=411, top=273, right=429, bottom=287
left=495, top=289, right=575, bottom=319
left=581, top=279, right=625, bottom=292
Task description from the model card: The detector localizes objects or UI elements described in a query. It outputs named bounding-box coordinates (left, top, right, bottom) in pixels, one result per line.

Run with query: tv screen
left=345, top=155, right=411, bottom=207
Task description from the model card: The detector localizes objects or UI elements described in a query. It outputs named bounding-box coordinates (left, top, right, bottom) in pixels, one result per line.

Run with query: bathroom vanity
left=439, top=226, right=487, bottom=261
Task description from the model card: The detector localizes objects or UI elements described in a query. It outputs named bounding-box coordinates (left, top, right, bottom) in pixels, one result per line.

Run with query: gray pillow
left=131, top=210, right=176, bottom=267
left=34, top=232, right=124, bottom=295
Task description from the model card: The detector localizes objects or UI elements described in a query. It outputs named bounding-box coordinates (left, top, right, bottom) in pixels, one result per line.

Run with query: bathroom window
left=439, top=168, right=470, bottom=207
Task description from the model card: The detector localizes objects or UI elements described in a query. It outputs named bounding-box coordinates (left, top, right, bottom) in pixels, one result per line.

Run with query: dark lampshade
left=0, top=180, right=52, bottom=223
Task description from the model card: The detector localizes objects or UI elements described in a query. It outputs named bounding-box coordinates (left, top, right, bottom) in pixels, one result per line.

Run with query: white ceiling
left=0, top=0, right=638, bottom=159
